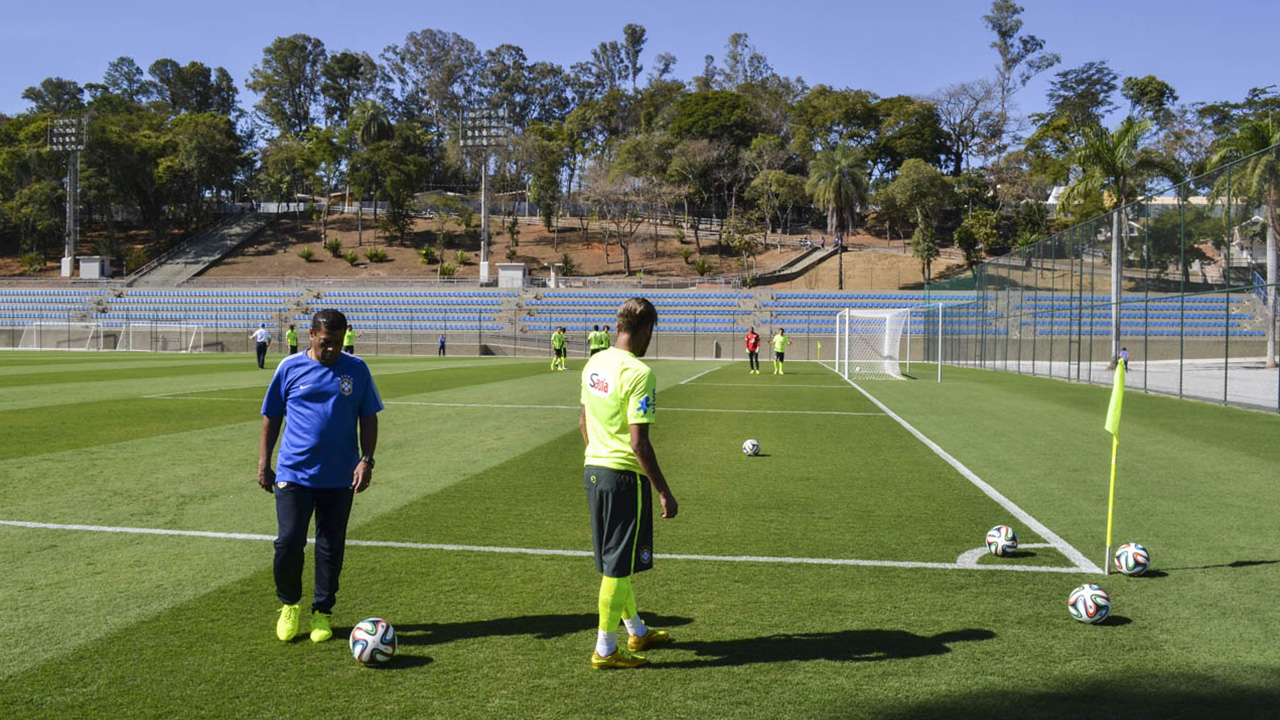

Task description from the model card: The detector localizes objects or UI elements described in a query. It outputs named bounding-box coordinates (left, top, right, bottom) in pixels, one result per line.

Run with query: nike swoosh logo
left=299, top=384, right=311, bottom=389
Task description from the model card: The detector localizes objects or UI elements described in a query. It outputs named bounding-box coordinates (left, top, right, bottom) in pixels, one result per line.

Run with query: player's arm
left=354, top=414, right=378, bottom=493
left=258, top=415, right=283, bottom=492
left=579, top=405, right=589, bottom=446
left=630, top=423, right=677, bottom=519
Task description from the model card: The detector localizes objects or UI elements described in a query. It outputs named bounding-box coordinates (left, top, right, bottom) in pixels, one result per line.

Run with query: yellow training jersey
left=581, top=347, right=656, bottom=474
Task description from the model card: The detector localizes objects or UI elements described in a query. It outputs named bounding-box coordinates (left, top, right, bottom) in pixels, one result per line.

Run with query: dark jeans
left=274, top=482, right=354, bottom=613
left=255, top=342, right=268, bottom=368
left=438, top=345, right=445, bottom=356
left=288, top=345, right=298, bottom=355
left=748, top=351, right=759, bottom=370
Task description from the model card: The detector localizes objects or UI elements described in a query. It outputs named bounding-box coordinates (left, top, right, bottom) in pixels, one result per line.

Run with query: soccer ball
left=742, top=439, right=760, bottom=456
left=985, top=525, right=1018, bottom=556
left=349, top=618, right=397, bottom=666
left=1113, top=543, right=1150, bottom=576
left=1067, top=584, right=1111, bottom=624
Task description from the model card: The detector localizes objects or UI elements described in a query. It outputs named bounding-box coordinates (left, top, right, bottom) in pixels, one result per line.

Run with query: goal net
left=114, top=323, right=205, bottom=353
left=17, top=322, right=105, bottom=351
left=832, top=308, right=909, bottom=380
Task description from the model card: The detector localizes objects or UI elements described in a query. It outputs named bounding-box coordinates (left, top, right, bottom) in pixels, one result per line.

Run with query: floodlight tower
left=49, top=117, right=87, bottom=277
left=460, top=108, right=510, bottom=284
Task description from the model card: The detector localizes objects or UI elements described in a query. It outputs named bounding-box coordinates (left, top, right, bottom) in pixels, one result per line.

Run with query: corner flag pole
left=1103, top=359, right=1126, bottom=574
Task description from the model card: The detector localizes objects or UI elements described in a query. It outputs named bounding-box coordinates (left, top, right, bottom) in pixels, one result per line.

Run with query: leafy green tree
left=931, top=79, right=1000, bottom=175
left=805, top=146, right=868, bottom=236
left=748, top=169, right=808, bottom=242
left=1122, top=75, right=1178, bottom=127
left=875, top=158, right=954, bottom=235
left=621, top=24, right=647, bottom=90
left=1060, top=117, right=1169, bottom=355
left=788, top=86, right=881, bottom=161
left=911, top=215, right=941, bottom=284
left=21, top=77, right=84, bottom=115
left=103, top=57, right=148, bottom=103
left=983, top=0, right=1059, bottom=161
left=247, top=34, right=327, bottom=137
left=381, top=29, right=480, bottom=128
left=668, top=90, right=763, bottom=148
left=1210, top=117, right=1280, bottom=366
left=953, top=208, right=999, bottom=266
left=320, top=51, right=380, bottom=125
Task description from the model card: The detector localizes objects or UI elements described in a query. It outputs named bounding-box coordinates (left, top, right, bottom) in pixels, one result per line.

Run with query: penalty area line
left=0, top=520, right=1085, bottom=575
left=826, top=367, right=1104, bottom=575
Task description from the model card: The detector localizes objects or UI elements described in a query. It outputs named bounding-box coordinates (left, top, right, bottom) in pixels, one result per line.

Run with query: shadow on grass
left=1162, top=559, right=1280, bottom=572
left=874, top=674, right=1280, bottom=720
left=358, top=612, right=694, bottom=647
left=648, top=628, right=994, bottom=669
left=367, top=654, right=434, bottom=671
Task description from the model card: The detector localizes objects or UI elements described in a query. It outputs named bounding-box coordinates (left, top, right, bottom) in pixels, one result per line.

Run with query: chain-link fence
left=929, top=143, right=1280, bottom=412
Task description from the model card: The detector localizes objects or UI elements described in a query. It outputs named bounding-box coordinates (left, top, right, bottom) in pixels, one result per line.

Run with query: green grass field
left=1, top=351, right=1277, bottom=718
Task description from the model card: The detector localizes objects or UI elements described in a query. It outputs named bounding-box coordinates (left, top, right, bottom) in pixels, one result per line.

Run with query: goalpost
left=17, top=322, right=105, bottom=351
left=114, top=323, right=206, bottom=353
left=832, top=308, right=909, bottom=380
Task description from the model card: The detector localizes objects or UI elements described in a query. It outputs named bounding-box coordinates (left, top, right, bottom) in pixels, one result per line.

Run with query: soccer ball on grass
left=1113, top=542, right=1150, bottom=576
left=1067, top=584, right=1111, bottom=624
left=985, top=525, right=1018, bottom=556
left=350, top=618, right=397, bottom=666
left=742, top=439, right=760, bottom=456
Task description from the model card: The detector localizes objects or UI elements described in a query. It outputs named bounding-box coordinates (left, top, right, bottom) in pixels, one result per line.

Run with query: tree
left=911, top=214, right=941, bottom=284
left=585, top=160, right=645, bottom=275
left=931, top=79, right=1000, bottom=174
left=103, top=57, right=147, bottom=103
left=747, top=169, right=808, bottom=244
left=1122, top=75, right=1178, bottom=127
left=159, top=113, right=241, bottom=226
left=1060, top=117, right=1168, bottom=356
left=320, top=51, right=380, bottom=125
left=246, top=34, right=327, bottom=137
left=875, top=158, right=954, bottom=236
left=805, top=146, right=868, bottom=235
left=953, top=208, right=999, bottom=266
left=349, top=100, right=395, bottom=244
left=381, top=29, right=480, bottom=129
left=1210, top=117, right=1280, bottom=366
left=21, top=77, right=84, bottom=115
left=526, top=124, right=569, bottom=242
left=983, top=0, right=1060, bottom=161
left=1038, top=61, right=1119, bottom=129
left=788, top=86, right=881, bottom=161
left=622, top=24, right=647, bottom=90
left=668, top=90, right=762, bottom=148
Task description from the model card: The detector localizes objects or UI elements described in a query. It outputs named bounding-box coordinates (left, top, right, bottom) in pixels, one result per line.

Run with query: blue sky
left=2, top=0, right=1276, bottom=119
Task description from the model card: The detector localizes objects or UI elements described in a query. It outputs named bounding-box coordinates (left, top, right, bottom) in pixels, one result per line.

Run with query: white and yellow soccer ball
left=1068, top=584, right=1111, bottom=624
left=985, top=525, right=1018, bottom=556
left=742, top=439, right=760, bottom=456
left=349, top=618, right=397, bottom=666
left=1113, top=543, right=1150, bottom=576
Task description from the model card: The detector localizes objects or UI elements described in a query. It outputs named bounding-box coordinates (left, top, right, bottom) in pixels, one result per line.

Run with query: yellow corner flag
left=1104, top=360, right=1125, bottom=436
left=1102, top=359, right=1125, bottom=573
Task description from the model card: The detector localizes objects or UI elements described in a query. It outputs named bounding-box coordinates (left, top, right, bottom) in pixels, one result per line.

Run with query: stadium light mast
left=460, top=108, right=510, bottom=285
left=49, top=117, right=87, bottom=277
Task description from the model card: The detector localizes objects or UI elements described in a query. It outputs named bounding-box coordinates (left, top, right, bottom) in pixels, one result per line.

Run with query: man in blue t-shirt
left=259, top=308, right=384, bottom=644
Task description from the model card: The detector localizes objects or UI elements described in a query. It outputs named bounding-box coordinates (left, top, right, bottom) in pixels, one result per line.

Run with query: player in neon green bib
left=579, top=298, right=677, bottom=669
left=551, top=327, right=567, bottom=371
left=771, top=328, right=792, bottom=374
left=285, top=325, right=299, bottom=355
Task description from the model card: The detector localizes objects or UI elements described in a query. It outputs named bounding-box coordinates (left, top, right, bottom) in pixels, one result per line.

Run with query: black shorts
left=555, top=348, right=565, bottom=358
left=775, top=352, right=785, bottom=362
left=584, top=466, right=654, bottom=578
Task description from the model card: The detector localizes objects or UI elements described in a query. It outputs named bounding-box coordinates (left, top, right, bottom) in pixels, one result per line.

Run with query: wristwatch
left=360, top=455, right=375, bottom=468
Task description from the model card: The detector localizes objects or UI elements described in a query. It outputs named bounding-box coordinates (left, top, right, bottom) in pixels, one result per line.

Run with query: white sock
left=596, top=629, right=616, bottom=657
left=623, top=615, right=647, bottom=637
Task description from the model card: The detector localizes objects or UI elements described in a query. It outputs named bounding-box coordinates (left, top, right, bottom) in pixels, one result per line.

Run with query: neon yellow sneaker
left=627, top=628, right=670, bottom=652
left=276, top=603, right=300, bottom=641
left=310, top=611, right=333, bottom=643
left=591, top=647, right=649, bottom=669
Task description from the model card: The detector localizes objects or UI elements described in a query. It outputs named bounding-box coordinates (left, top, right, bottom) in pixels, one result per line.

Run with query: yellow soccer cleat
left=590, top=648, right=649, bottom=669
left=309, top=611, right=333, bottom=643
left=276, top=603, right=301, bottom=641
left=627, top=628, right=670, bottom=652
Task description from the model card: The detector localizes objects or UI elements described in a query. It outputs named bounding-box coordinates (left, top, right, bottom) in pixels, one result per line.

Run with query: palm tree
left=1210, top=118, right=1280, bottom=367
left=1059, top=117, right=1168, bottom=357
left=805, top=146, right=868, bottom=236
left=350, top=101, right=394, bottom=245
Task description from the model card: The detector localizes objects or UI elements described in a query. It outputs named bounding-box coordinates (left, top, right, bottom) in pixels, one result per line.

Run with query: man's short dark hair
left=617, top=297, right=658, bottom=334
left=312, top=309, right=348, bottom=333
left=593, top=324, right=600, bottom=331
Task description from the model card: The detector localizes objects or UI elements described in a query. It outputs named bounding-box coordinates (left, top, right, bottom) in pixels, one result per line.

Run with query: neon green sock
left=597, top=576, right=629, bottom=632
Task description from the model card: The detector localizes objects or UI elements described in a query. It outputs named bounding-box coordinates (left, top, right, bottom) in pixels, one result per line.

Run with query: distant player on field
left=259, top=309, right=383, bottom=644
left=601, top=325, right=612, bottom=350
left=250, top=324, right=271, bottom=369
left=551, top=326, right=568, bottom=371
left=771, top=328, right=792, bottom=375
left=343, top=326, right=363, bottom=355
left=745, top=327, right=761, bottom=374
left=286, top=324, right=299, bottom=355
left=588, top=325, right=602, bottom=356
left=580, top=297, right=677, bottom=669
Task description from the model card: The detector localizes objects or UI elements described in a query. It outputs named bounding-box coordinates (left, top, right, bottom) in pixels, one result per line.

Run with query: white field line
left=685, top=382, right=850, bottom=389
left=0, top=520, right=1087, bottom=575
left=679, top=363, right=727, bottom=384
left=141, top=364, right=484, bottom=400
left=827, top=368, right=1105, bottom=575
left=385, top=400, right=883, bottom=417
left=955, top=542, right=1054, bottom=568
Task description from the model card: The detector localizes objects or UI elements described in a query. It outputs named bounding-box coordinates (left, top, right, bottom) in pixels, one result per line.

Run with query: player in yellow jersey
left=551, top=327, right=567, bottom=370
left=771, top=328, right=792, bottom=374
left=579, top=298, right=677, bottom=669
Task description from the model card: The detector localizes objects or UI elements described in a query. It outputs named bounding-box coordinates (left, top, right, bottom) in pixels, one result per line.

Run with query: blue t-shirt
left=261, top=351, right=384, bottom=489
